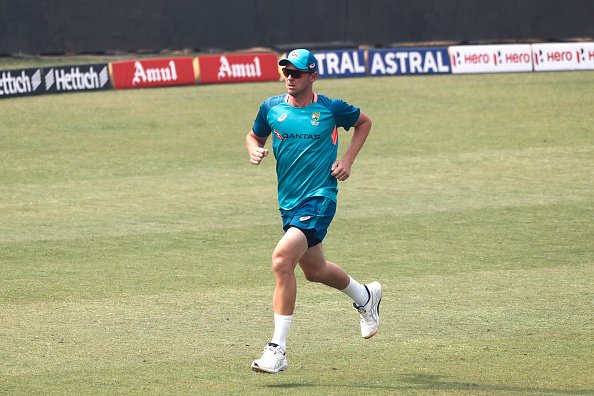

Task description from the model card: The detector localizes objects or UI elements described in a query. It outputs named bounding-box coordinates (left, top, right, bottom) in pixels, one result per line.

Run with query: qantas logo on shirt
left=274, top=130, right=321, bottom=140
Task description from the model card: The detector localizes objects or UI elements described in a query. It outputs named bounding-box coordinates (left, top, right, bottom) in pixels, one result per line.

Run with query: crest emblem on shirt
left=311, top=112, right=320, bottom=126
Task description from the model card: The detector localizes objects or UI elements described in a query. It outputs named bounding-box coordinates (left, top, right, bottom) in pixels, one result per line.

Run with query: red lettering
left=588, top=51, right=594, bottom=61
left=464, top=54, right=490, bottom=64
left=547, top=51, right=573, bottom=62
left=505, top=53, right=530, bottom=64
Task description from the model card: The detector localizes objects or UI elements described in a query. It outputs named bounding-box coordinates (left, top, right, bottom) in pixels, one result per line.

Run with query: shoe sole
left=363, top=288, right=382, bottom=339
left=251, top=363, right=287, bottom=374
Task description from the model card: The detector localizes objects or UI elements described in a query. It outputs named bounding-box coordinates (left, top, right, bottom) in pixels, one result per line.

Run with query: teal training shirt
left=252, top=93, right=360, bottom=210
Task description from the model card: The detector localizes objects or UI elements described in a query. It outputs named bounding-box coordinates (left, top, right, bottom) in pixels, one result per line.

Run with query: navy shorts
left=281, top=196, right=336, bottom=248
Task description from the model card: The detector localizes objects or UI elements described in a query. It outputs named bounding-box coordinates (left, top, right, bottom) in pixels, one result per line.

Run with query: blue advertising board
left=368, top=48, right=451, bottom=76
left=312, top=50, right=367, bottom=78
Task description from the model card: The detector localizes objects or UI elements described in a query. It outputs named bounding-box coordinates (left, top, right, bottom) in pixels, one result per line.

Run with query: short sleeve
left=328, top=98, right=361, bottom=131
left=252, top=95, right=286, bottom=137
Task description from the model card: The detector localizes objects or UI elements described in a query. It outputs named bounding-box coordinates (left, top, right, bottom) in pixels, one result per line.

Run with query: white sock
left=270, top=314, right=292, bottom=352
left=340, top=276, right=370, bottom=307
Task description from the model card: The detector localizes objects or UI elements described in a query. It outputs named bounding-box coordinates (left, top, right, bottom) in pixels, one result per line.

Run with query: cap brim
left=278, top=59, right=308, bottom=70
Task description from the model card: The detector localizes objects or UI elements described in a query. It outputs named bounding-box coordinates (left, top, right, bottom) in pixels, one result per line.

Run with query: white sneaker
left=353, top=281, right=382, bottom=338
left=251, top=343, right=289, bottom=373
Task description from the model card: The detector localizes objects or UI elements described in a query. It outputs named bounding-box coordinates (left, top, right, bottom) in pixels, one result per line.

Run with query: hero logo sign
left=110, top=57, right=196, bottom=89
left=451, top=50, right=530, bottom=67
left=450, top=45, right=532, bottom=74
left=533, top=43, right=594, bottom=71
left=197, top=53, right=280, bottom=84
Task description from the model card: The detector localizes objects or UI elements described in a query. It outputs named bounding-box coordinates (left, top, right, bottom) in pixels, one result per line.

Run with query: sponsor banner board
left=196, top=53, right=280, bottom=84
left=532, top=42, right=594, bottom=71
left=110, top=57, right=196, bottom=89
left=449, top=45, right=533, bottom=74
left=0, top=68, right=44, bottom=98
left=368, top=48, right=450, bottom=76
left=44, top=64, right=111, bottom=94
left=312, top=50, right=367, bottom=78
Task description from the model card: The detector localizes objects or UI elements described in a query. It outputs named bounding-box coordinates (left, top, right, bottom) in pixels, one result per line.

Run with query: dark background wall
left=1, top=0, right=593, bottom=55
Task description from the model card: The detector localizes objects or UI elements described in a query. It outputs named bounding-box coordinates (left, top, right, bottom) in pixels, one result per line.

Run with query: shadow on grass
left=264, top=373, right=593, bottom=394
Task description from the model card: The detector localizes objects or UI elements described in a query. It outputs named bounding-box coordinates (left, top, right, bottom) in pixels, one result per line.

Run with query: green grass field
left=1, top=65, right=592, bottom=394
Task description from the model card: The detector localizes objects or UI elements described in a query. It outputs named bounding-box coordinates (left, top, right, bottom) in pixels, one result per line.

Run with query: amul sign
left=196, top=53, right=280, bottom=84
left=110, top=57, right=196, bottom=89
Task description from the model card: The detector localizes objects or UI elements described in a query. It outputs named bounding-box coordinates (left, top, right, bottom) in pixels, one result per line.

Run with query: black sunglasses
left=282, top=68, right=314, bottom=79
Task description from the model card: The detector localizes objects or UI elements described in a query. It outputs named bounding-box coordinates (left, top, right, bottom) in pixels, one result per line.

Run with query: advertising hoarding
left=196, top=53, right=280, bottom=84
left=110, top=57, right=196, bottom=89
left=449, top=45, right=533, bottom=74
left=368, top=48, right=450, bottom=76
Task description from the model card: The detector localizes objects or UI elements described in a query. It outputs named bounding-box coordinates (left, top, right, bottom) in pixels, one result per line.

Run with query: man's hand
left=331, top=111, right=372, bottom=181
left=246, top=130, right=269, bottom=165
left=331, top=159, right=353, bottom=181
left=250, top=147, right=269, bottom=165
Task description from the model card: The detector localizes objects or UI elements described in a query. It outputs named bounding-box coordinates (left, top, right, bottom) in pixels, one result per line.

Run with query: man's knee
left=302, top=267, right=323, bottom=283
left=271, top=253, right=295, bottom=277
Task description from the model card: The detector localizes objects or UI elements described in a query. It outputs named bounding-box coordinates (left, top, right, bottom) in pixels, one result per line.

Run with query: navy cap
left=279, top=49, right=318, bottom=72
